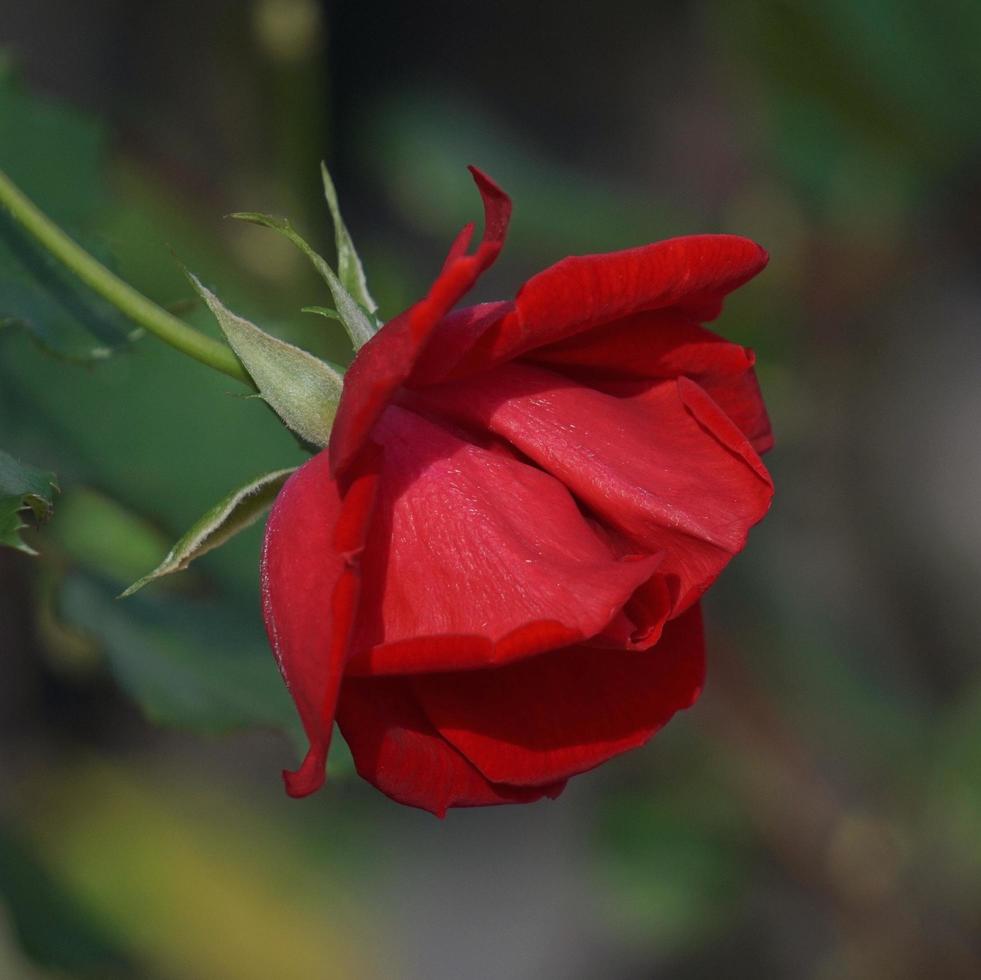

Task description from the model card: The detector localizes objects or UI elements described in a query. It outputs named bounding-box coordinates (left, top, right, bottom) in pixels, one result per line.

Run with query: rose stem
left=0, top=167, right=250, bottom=384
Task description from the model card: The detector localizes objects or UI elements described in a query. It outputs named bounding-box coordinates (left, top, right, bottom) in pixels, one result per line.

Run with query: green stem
left=0, top=168, right=250, bottom=384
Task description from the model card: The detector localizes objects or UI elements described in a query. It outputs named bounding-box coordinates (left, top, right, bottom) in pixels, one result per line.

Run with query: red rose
left=261, top=168, right=773, bottom=815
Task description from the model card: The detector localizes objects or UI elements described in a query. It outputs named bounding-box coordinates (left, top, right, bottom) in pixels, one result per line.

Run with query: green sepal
left=121, top=468, right=295, bottom=597
left=0, top=448, right=58, bottom=554
left=189, top=273, right=342, bottom=447
left=319, top=161, right=378, bottom=316
left=301, top=305, right=340, bottom=321
left=229, top=211, right=378, bottom=350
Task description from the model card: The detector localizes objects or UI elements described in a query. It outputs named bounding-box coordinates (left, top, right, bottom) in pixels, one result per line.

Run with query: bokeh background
left=2, top=1, right=981, bottom=977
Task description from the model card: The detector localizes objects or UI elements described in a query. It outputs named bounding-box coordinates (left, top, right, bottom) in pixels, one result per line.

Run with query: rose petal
left=527, top=310, right=773, bottom=454
left=413, top=362, right=773, bottom=614
left=336, top=677, right=566, bottom=816
left=694, top=367, right=773, bottom=455
left=329, top=167, right=511, bottom=478
left=260, top=448, right=379, bottom=797
left=408, top=301, right=513, bottom=388
left=344, top=405, right=663, bottom=675
left=412, top=604, right=706, bottom=786
left=529, top=309, right=754, bottom=379
left=437, top=235, right=767, bottom=379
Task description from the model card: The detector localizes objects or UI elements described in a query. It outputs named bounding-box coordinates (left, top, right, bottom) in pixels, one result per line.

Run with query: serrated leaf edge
left=0, top=449, right=59, bottom=555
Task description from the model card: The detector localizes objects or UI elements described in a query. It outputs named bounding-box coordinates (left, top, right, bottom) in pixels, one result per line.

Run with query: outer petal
left=260, top=448, right=379, bottom=797
left=411, top=362, right=773, bottom=614
left=695, top=367, right=773, bottom=455
left=328, top=167, right=511, bottom=478
left=336, top=677, right=565, bottom=816
left=344, top=405, right=664, bottom=675
left=527, top=310, right=773, bottom=454
left=408, top=301, right=513, bottom=388
left=431, top=235, right=768, bottom=380
left=412, top=604, right=705, bottom=786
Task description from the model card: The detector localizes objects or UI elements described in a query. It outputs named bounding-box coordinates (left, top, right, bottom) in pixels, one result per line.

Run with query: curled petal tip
left=466, top=165, right=511, bottom=244
left=328, top=169, right=513, bottom=476
left=282, top=747, right=327, bottom=798
left=466, top=163, right=499, bottom=189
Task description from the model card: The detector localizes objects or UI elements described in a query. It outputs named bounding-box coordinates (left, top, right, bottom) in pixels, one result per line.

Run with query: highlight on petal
left=328, top=168, right=512, bottom=478
left=411, top=362, right=773, bottom=614
left=433, top=235, right=768, bottom=380
left=344, top=405, right=663, bottom=676
left=260, top=448, right=379, bottom=797
left=336, top=676, right=565, bottom=816
left=411, top=604, right=706, bottom=787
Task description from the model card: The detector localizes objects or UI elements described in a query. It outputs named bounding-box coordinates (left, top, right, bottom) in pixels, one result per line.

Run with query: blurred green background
left=2, top=1, right=980, bottom=977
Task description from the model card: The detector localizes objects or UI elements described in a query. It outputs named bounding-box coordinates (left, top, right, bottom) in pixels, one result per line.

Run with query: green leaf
left=230, top=211, right=378, bottom=350
left=189, top=273, right=342, bottom=447
left=60, top=573, right=300, bottom=737
left=320, top=161, right=378, bottom=315
left=0, top=448, right=58, bottom=554
left=122, top=468, right=295, bottom=597
left=0, top=69, right=140, bottom=362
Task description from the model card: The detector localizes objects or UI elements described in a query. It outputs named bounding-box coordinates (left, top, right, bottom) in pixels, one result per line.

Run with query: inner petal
left=526, top=309, right=772, bottom=454
left=409, top=362, right=773, bottom=613
left=345, top=405, right=662, bottom=675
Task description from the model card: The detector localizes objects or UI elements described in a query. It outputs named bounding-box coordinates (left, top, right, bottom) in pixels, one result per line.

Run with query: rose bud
left=261, top=168, right=773, bottom=815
